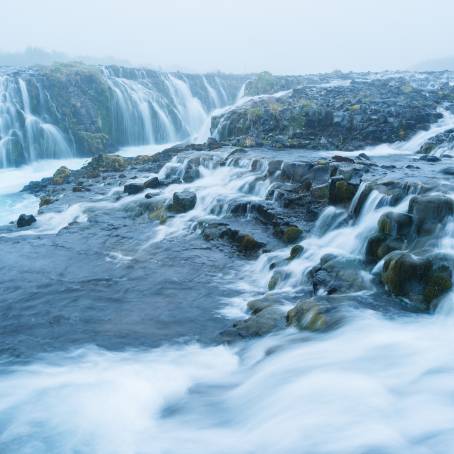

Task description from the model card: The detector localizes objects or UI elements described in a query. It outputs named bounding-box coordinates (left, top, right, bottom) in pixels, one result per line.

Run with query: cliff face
left=213, top=73, right=454, bottom=151
left=0, top=63, right=248, bottom=167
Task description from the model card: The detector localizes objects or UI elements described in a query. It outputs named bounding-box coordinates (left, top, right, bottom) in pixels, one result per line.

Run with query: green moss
left=52, top=166, right=71, bottom=185
left=289, top=244, right=304, bottom=260
left=423, top=271, right=452, bottom=304
left=268, top=273, right=280, bottom=291
left=149, top=206, right=168, bottom=224
left=39, top=196, right=55, bottom=208
left=283, top=226, right=303, bottom=244
left=332, top=180, right=357, bottom=204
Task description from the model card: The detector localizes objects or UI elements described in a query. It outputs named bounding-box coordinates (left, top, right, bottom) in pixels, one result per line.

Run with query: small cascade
left=0, top=74, right=73, bottom=167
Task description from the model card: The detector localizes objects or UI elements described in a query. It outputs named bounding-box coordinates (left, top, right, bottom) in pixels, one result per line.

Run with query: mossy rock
left=39, top=196, right=55, bottom=208
left=282, top=226, right=303, bottom=244
left=52, top=166, right=71, bottom=185
left=289, top=244, right=304, bottom=259
left=237, top=234, right=263, bottom=253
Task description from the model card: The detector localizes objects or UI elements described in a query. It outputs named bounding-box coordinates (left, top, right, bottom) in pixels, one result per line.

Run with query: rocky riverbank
left=7, top=128, right=452, bottom=347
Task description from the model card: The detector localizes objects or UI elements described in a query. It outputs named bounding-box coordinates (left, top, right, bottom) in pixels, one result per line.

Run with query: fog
left=1, top=0, right=454, bottom=73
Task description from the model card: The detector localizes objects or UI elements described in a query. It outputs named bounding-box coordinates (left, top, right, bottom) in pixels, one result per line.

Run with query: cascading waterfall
left=0, top=66, right=244, bottom=168
left=0, top=73, right=73, bottom=168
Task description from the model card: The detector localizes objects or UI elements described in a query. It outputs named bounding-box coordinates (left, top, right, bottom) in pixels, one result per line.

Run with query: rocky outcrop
left=382, top=252, right=452, bottom=309
left=212, top=78, right=446, bottom=151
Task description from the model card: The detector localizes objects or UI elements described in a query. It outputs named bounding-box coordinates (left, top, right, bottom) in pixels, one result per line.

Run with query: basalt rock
left=381, top=252, right=453, bottom=308
left=212, top=78, right=443, bottom=151
left=309, top=254, right=370, bottom=295
left=169, top=190, right=197, bottom=213
left=287, top=296, right=346, bottom=332
left=408, top=194, right=454, bottom=236
left=219, top=306, right=286, bottom=341
left=52, top=166, right=71, bottom=185
left=16, top=214, right=37, bottom=228
left=123, top=183, right=144, bottom=195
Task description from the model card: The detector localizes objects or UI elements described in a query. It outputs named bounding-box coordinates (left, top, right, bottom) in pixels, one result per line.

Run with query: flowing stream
left=1, top=77, right=454, bottom=453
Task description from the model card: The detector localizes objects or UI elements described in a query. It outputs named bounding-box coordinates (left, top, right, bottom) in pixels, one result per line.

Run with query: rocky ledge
left=212, top=75, right=454, bottom=151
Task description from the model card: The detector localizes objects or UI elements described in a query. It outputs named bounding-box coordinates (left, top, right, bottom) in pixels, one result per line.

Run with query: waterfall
left=0, top=66, right=245, bottom=168
left=0, top=73, right=74, bottom=168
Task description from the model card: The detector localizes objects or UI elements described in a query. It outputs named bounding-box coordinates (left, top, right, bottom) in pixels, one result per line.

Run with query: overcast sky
left=2, top=0, right=454, bottom=74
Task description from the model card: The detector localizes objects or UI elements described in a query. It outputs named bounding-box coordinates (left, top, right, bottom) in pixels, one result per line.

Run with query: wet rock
left=267, top=160, right=283, bottom=176
left=332, top=155, right=355, bottom=164
left=237, top=234, right=265, bottom=254
left=52, top=166, right=71, bottom=185
left=289, top=244, right=304, bottom=259
left=419, top=155, right=441, bottom=162
left=220, top=307, right=286, bottom=341
left=16, top=214, right=37, bottom=228
left=281, top=226, right=303, bottom=244
left=329, top=177, right=359, bottom=205
left=378, top=212, right=413, bottom=238
left=181, top=161, right=201, bottom=183
left=143, top=177, right=160, bottom=189
left=83, top=154, right=128, bottom=177
left=280, top=162, right=313, bottom=184
left=309, top=254, right=370, bottom=295
left=408, top=194, right=454, bottom=236
left=382, top=252, right=452, bottom=308
left=123, top=183, right=144, bottom=195
left=169, top=190, right=197, bottom=213
left=247, top=296, right=281, bottom=315
left=310, top=184, right=330, bottom=201
left=357, top=153, right=371, bottom=161
left=365, top=234, right=404, bottom=264
left=39, top=196, right=55, bottom=208
left=287, top=296, right=345, bottom=332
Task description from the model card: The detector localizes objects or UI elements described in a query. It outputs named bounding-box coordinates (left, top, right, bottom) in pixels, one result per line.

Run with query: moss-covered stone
left=52, top=166, right=71, bottom=185
left=289, top=244, right=304, bottom=259
left=282, top=226, right=303, bottom=244
left=39, top=196, right=55, bottom=208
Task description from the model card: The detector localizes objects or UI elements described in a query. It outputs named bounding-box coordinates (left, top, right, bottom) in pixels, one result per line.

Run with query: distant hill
left=0, top=47, right=131, bottom=68
left=413, top=56, right=454, bottom=71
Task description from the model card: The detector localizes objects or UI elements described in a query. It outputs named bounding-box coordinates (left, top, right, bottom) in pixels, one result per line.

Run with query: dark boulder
left=143, top=177, right=160, bottom=189
left=123, top=183, right=144, bottom=195
left=17, top=214, right=37, bottom=228
left=169, top=190, right=197, bottom=213
left=329, top=177, right=359, bottom=205
left=378, top=212, right=413, bottom=238
left=408, top=195, right=454, bottom=236
left=382, top=252, right=452, bottom=308
left=365, top=234, right=404, bottom=264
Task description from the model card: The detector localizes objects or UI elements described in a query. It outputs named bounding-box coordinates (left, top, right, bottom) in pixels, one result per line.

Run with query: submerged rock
left=220, top=306, right=286, bottom=341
